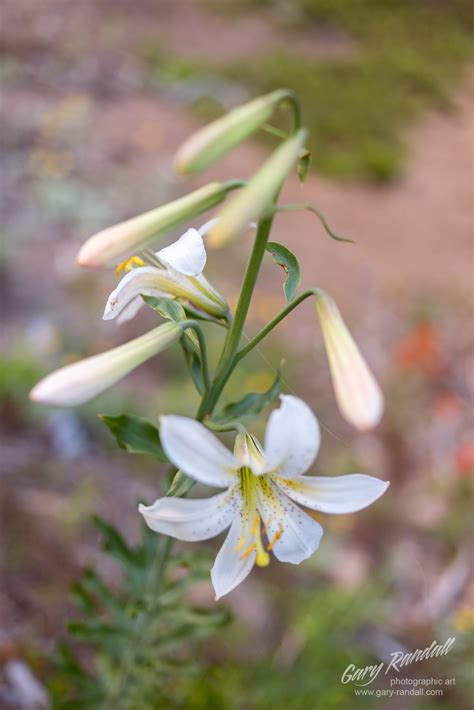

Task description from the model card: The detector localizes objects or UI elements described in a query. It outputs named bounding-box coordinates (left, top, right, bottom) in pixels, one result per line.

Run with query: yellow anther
left=240, top=544, right=256, bottom=560
left=250, top=515, right=260, bottom=535
left=267, top=525, right=284, bottom=551
left=115, top=255, right=145, bottom=277
left=235, top=536, right=245, bottom=553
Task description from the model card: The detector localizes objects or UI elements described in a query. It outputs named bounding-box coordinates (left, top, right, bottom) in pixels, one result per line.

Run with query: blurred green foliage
left=210, top=0, right=473, bottom=180
left=185, top=585, right=381, bottom=709
left=48, top=517, right=231, bottom=709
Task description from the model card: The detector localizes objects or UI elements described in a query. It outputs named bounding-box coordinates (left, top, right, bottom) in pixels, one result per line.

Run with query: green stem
left=196, top=213, right=275, bottom=419
left=236, top=288, right=323, bottom=362
left=283, top=91, right=302, bottom=132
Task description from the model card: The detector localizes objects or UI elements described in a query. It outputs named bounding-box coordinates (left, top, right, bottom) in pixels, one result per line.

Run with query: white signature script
left=341, top=637, right=456, bottom=687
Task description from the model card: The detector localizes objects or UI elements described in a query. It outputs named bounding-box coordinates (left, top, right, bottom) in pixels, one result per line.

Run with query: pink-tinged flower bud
left=206, top=129, right=308, bottom=248
left=174, top=89, right=296, bottom=175
left=76, top=182, right=234, bottom=269
left=30, top=322, right=182, bottom=406
left=315, top=294, right=384, bottom=430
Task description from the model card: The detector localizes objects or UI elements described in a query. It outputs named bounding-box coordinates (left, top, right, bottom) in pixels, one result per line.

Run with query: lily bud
left=76, top=182, right=235, bottom=269
left=30, top=322, right=182, bottom=406
left=315, top=293, right=384, bottom=430
left=174, top=89, right=295, bottom=175
left=206, top=128, right=308, bottom=248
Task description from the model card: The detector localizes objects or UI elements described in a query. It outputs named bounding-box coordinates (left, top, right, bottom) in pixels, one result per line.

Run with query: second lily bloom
left=103, top=222, right=229, bottom=324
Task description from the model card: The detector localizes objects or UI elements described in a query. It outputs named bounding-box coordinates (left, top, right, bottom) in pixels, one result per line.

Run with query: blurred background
left=1, top=0, right=473, bottom=707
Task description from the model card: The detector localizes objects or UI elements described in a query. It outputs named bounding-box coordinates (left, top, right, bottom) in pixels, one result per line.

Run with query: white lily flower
left=30, top=322, right=182, bottom=406
left=103, top=224, right=228, bottom=324
left=139, top=395, right=389, bottom=600
left=315, top=294, right=384, bottom=430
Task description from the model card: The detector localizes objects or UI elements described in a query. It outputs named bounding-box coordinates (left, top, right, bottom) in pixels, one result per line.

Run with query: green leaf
left=167, top=469, right=196, bottom=498
left=266, top=242, right=301, bottom=302
left=143, top=295, right=205, bottom=394
left=99, top=414, right=168, bottom=462
left=213, top=364, right=284, bottom=424
left=142, top=296, right=199, bottom=349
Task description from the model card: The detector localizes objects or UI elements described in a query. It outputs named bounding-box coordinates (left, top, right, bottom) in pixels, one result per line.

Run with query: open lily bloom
left=139, top=395, right=389, bottom=599
left=104, top=220, right=228, bottom=324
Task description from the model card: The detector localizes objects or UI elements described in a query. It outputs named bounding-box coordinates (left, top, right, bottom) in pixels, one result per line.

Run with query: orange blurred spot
left=393, top=322, right=445, bottom=375
left=455, top=441, right=474, bottom=477
left=433, top=392, right=462, bottom=420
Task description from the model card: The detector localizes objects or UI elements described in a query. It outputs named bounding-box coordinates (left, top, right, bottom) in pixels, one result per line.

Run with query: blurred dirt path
left=205, top=79, right=474, bottom=302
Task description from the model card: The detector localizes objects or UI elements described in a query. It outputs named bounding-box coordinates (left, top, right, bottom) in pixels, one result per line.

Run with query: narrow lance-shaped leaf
left=99, top=413, right=168, bottom=462
left=266, top=241, right=301, bottom=303
left=213, top=364, right=284, bottom=424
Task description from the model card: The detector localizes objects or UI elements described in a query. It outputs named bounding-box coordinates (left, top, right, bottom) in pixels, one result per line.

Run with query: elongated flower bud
left=76, top=182, right=237, bottom=269
left=30, top=322, right=182, bottom=406
left=207, top=129, right=308, bottom=247
left=315, top=293, right=384, bottom=430
left=174, top=89, right=296, bottom=175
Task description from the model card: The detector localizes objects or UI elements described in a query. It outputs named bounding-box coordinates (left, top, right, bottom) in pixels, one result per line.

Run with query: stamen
left=235, top=536, right=245, bottom=553
left=115, top=255, right=145, bottom=277
left=250, top=514, right=260, bottom=535
left=267, top=524, right=284, bottom=551
left=262, top=515, right=273, bottom=534
left=240, top=544, right=256, bottom=560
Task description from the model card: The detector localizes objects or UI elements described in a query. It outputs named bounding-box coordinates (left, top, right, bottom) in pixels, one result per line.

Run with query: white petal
left=160, top=416, right=240, bottom=488
left=211, top=515, right=256, bottom=600
left=103, top=266, right=174, bottom=321
left=275, top=473, right=389, bottom=514
left=198, top=218, right=220, bottom=236
left=157, top=229, right=206, bottom=276
left=263, top=395, right=320, bottom=477
left=138, top=487, right=238, bottom=541
left=115, top=296, right=144, bottom=325
left=257, top=479, right=323, bottom=564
